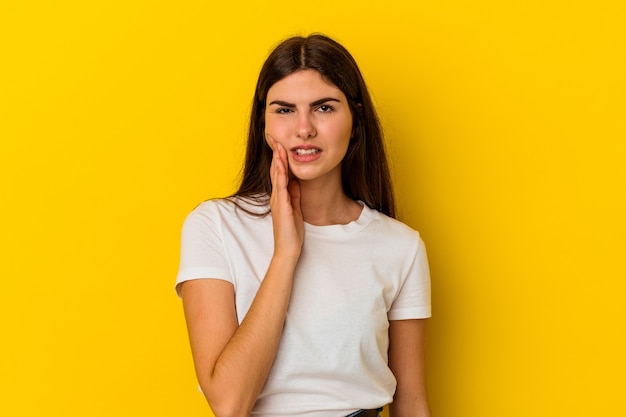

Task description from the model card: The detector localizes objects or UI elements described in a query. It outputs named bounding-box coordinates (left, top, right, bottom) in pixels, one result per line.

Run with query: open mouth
left=294, top=148, right=320, bottom=156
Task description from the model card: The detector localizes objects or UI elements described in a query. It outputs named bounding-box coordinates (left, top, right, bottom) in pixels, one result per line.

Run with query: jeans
left=344, top=408, right=382, bottom=417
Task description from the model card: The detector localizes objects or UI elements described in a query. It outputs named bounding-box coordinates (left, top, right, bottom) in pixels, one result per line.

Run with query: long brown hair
left=233, top=34, right=396, bottom=218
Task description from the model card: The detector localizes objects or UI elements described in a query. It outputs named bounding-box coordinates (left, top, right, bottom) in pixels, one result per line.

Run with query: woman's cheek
left=265, top=116, right=292, bottom=139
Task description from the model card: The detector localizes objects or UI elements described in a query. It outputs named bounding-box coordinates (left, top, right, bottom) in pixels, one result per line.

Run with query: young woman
left=176, top=34, right=432, bottom=417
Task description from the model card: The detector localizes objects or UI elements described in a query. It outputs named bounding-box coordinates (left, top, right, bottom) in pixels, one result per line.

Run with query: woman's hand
left=182, top=138, right=304, bottom=417
left=268, top=135, right=304, bottom=260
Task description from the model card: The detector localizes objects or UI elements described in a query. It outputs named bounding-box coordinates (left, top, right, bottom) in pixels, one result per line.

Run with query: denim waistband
left=344, top=407, right=383, bottom=417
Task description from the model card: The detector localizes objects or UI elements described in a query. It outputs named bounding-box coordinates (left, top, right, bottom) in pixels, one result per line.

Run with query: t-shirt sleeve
left=388, top=236, right=432, bottom=320
left=175, top=203, right=233, bottom=297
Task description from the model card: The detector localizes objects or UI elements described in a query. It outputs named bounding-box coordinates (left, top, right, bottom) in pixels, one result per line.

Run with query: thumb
left=287, top=178, right=302, bottom=218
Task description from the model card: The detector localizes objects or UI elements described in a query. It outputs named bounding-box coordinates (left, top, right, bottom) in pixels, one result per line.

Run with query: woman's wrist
left=270, top=250, right=301, bottom=269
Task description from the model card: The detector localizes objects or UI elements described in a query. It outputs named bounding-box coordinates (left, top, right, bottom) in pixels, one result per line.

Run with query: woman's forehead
left=267, top=70, right=344, bottom=103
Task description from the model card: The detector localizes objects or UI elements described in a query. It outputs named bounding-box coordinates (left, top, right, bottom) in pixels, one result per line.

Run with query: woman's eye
left=317, top=104, right=334, bottom=113
left=276, top=108, right=292, bottom=114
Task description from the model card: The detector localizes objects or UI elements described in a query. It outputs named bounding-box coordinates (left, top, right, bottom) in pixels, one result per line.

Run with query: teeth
left=295, top=148, right=319, bottom=155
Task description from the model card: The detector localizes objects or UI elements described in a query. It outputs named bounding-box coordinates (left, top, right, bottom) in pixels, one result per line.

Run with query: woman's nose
left=296, top=113, right=316, bottom=139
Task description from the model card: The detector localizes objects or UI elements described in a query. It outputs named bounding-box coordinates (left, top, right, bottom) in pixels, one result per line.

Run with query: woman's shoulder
left=187, top=195, right=270, bottom=221
left=187, top=198, right=232, bottom=218
left=366, top=206, right=423, bottom=246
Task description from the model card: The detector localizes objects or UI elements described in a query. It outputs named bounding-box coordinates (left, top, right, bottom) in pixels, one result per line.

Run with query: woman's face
left=264, top=69, right=353, bottom=184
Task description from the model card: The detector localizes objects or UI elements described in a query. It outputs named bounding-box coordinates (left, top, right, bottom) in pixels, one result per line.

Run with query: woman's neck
left=297, top=179, right=362, bottom=226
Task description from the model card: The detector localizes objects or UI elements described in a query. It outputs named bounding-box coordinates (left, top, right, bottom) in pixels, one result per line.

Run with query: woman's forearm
left=197, top=255, right=298, bottom=417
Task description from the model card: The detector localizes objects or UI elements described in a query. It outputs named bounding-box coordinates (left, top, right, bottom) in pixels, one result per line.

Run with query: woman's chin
left=288, top=167, right=321, bottom=182
left=288, top=164, right=342, bottom=184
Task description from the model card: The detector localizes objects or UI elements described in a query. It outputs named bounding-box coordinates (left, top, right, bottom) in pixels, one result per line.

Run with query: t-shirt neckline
left=303, top=201, right=374, bottom=236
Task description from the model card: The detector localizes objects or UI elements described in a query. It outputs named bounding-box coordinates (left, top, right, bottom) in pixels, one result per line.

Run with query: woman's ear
left=265, top=133, right=275, bottom=150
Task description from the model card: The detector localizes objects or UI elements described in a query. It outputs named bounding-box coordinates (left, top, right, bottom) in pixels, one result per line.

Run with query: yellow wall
left=1, top=1, right=624, bottom=416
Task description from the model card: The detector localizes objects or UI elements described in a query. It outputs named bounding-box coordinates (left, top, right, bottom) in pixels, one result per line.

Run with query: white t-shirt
left=176, top=197, right=431, bottom=417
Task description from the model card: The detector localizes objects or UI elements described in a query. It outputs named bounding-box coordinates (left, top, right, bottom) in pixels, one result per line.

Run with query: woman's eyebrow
left=268, top=97, right=342, bottom=107
left=268, top=100, right=295, bottom=107
left=309, top=97, right=341, bottom=107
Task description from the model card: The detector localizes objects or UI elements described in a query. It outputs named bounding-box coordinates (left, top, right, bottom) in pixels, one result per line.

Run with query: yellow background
left=1, top=1, right=625, bottom=416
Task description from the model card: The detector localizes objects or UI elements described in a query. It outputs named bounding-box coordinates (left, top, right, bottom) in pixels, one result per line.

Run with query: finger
left=275, top=143, right=288, bottom=180
left=271, top=146, right=289, bottom=199
left=270, top=145, right=282, bottom=199
left=269, top=146, right=276, bottom=186
left=267, top=135, right=277, bottom=180
left=278, top=142, right=291, bottom=180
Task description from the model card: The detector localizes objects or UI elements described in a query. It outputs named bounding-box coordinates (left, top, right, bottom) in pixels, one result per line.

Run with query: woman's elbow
left=200, top=382, right=253, bottom=417
left=206, top=399, right=251, bottom=417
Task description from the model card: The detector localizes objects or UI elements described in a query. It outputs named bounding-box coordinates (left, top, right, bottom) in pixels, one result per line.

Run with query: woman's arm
left=181, top=140, right=303, bottom=417
left=388, top=319, right=431, bottom=417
